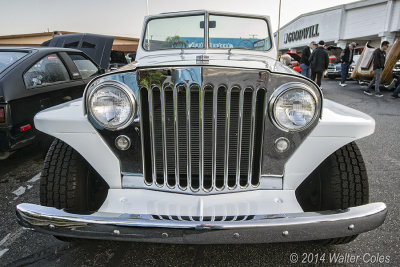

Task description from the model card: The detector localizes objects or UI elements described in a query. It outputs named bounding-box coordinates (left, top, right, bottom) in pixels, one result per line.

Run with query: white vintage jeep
left=16, top=10, right=386, bottom=244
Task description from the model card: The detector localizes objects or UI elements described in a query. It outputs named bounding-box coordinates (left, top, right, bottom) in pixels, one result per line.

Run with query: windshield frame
left=141, top=10, right=273, bottom=53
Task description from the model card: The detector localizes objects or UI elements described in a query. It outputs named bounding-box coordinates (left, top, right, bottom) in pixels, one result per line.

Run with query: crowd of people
left=297, top=39, right=400, bottom=99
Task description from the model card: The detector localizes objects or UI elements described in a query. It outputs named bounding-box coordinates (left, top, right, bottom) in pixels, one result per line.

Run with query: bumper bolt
left=162, top=233, right=168, bottom=238
left=282, top=230, right=289, bottom=237
left=48, top=224, right=55, bottom=229
left=233, top=233, right=240, bottom=238
left=348, top=224, right=355, bottom=230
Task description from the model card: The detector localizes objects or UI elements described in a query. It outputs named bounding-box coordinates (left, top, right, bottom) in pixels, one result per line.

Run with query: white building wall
left=276, top=0, right=400, bottom=52
left=390, top=0, right=400, bottom=31
left=277, top=8, right=342, bottom=51
left=342, top=3, right=387, bottom=39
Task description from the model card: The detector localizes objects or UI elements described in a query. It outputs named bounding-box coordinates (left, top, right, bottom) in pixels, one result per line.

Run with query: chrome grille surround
left=140, top=83, right=267, bottom=193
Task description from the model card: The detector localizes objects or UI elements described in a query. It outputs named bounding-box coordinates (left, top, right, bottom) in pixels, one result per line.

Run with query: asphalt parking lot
left=0, top=78, right=399, bottom=266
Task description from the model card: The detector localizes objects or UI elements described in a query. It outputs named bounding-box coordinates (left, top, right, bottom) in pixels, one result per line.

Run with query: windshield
left=143, top=14, right=271, bottom=52
left=144, top=15, right=205, bottom=51
left=0, top=51, right=27, bottom=73
left=209, top=15, right=271, bottom=51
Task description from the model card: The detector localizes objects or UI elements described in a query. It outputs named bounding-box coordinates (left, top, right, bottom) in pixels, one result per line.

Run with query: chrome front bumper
left=16, top=202, right=387, bottom=244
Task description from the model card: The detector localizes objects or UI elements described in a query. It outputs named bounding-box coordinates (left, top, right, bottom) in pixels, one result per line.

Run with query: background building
left=0, top=31, right=139, bottom=53
left=275, top=0, right=400, bottom=53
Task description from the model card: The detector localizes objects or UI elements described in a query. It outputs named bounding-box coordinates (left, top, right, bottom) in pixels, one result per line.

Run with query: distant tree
left=164, top=35, right=187, bottom=49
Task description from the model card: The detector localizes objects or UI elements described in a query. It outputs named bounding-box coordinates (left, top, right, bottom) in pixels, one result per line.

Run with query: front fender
left=34, top=99, right=121, bottom=188
left=284, top=99, right=375, bottom=190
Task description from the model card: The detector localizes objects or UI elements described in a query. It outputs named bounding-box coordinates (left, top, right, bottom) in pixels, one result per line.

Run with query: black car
left=0, top=47, right=102, bottom=159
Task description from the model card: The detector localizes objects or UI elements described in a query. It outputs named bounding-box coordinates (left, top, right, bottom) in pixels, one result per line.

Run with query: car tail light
left=0, top=108, right=5, bottom=123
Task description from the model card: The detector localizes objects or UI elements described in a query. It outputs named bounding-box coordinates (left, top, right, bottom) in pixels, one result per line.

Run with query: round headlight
left=271, top=83, right=318, bottom=131
left=88, top=81, right=136, bottom=130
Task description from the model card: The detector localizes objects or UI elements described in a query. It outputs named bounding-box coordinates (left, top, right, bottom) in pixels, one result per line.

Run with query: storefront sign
left=284, top=24, right=319, bottom=44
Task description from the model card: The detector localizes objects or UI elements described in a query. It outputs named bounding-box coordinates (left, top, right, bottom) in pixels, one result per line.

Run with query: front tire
left=40, top=139, right=109, bottom=241
left=296, top=142, right=369, bottom=245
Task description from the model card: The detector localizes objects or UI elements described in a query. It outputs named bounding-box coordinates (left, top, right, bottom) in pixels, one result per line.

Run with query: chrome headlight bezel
left=269, top=82, right=320, bottom=132
left=87, top=80, right=137, bottom=131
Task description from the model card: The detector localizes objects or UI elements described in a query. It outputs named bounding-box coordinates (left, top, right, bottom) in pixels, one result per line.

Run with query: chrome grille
left=140, top=83, right=266, bottom=193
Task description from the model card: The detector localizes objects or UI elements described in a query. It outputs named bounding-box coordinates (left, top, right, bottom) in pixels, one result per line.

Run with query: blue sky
left=0, top=0, right=360, bottom=37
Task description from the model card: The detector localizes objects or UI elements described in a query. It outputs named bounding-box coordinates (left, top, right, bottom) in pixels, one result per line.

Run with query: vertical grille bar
left=247, top=89, right=257, bottom=186
left=150, top=87, right=163, bottom=185
left=240, top=88, right=253, bottom=187
left=140, top=88, right=152, bottom=184
left=228, top=88, right=240, bottom=188
left=235, top=88, right=244, bottom=188
left=223, top=88, right=231, bottom=189
left=177, top=85, right=188, bottom=189
left=212, top=87, right=218, bottom=190
left=186, top=85, right=192, bottom=189
left=203, top=86, right=214, bottom=191
left=199, top=86, right=204, bottom=190
left=161, top=86, right=168, bottom=186
left=216, top=87, right=227, bottom=189
left=251, top=88, right=267, bottom=186
left=190, top=86, right=200, bottom=190
left=165, top=87, right=176, bottom=186
left=173, top=85, right=180, bottom=188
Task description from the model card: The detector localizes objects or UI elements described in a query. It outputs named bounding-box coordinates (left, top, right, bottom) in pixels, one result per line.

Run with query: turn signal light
left=0, top=108, right=5, bottom=123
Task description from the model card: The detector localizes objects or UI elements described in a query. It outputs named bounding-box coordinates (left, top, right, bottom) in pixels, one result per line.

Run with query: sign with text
left=284, top=24, right=320, bottom=44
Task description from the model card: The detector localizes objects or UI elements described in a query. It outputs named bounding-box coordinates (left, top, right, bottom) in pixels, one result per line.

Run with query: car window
left=24, top=54, right=70, bottom=88
left=0, top=51, right=27, bottom=73
left=209, top=15, right=271, bottom=51
left=144, top=15, right=205, bottom=51
left=69, top=54, right=99, bottom=79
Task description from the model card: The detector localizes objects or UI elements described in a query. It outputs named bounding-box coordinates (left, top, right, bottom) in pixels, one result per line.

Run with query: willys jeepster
left=16, top=10, right=386, bottom=245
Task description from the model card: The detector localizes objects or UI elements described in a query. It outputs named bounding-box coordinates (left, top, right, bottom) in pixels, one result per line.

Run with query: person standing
left=339, top=42, right=356, bottom=87
left=364, top=41, right=390, bottom=97
left=309, top=40, right=329, bottom=88
left=300, top=41, right=316, bottom=78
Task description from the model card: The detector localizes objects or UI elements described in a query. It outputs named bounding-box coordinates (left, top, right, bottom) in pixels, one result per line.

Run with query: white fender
left=284, top=99, right=375, bottom=190
left=34, top=99, right=122, bottom=188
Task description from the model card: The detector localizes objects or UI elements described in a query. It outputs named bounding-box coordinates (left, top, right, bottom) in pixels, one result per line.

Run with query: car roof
left=0, top=46, right=85, bottom=53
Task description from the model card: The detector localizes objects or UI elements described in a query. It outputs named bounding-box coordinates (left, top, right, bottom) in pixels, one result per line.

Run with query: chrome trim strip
left=211, top=86, right=218, bottom=190
left=247, top=88, right=257, bottom=187
left=224, top=87, right=231, bottom=190
left=173, top=85, right=180, bottom=189
left=16, top=202, right=387, bottom=244
left=199, top=85, right=205, bottom=191
left=235, top=87, right=244, bottom=188
left=139, top=88, right=150, bottom=185
left=148, top=86, right=157, bottom=186
left=254, top=88, right=267, bottom=187
left=187, top=85, right=192, bottom=191
left=161, top=85, right=168, bottom=187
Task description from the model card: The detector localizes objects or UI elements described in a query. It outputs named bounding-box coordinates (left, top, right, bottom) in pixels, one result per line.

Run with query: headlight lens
left=272, top=84, right=317, bottom=131
left=88, top=81, right=136, bottom=130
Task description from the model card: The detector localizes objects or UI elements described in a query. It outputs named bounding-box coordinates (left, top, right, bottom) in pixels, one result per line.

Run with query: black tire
left=40, top=139, right=89, bottom=211
left=296, top=142, right=369, bottom=245
left=40, top=139, right=109, bottom=241
left=328, top=76, right=336, bottom=80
